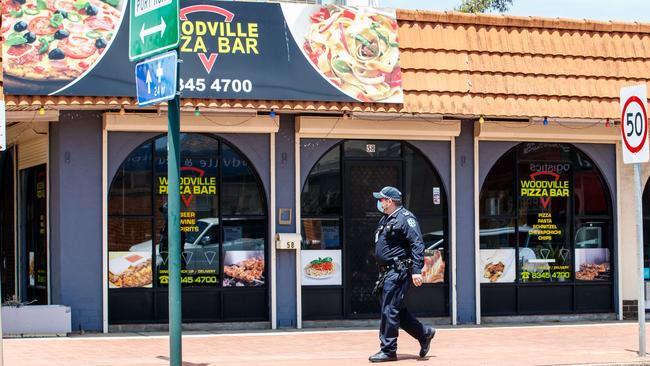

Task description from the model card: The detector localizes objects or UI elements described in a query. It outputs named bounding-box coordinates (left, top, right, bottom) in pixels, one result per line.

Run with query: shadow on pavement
left=156, top=355, right=209, bottom=366
left=396, top=353, right=434, bottom=361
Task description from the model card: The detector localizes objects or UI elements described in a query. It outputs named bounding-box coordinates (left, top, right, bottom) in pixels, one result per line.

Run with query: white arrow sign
left=135, top=50, right=177, bottom=106
left=156, top=62, right=163, bottom=83
left=145, top=70, right=152, bottom=93
left=140, top=17, right=166, bottom=44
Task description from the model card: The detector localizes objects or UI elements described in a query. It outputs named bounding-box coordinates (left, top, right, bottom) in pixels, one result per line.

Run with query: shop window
left=108, top=134, right=266, bottom=291
left=108, top=142, right=153, bottom=216
left=301, top=146, right=341, bottom=216
left=574, top=220, right=611, bottom=281
left=222, top=218, right=265, bottom=287
left=108, top=218, right=153, bottom=289
left=479, top=152, right=515, bottom=217
left=0, top=149, right=16, bottom=301
left=480, top=218, right=516, bottom=249
left=221, top=145, right=264, bottom=215
left=301, top=140, right=448, bottom=298
left=21, top=164, right=48, bottom=304
left=574, top=152, right=609, bottom=216
left=404, top=145, right=445, bottom=217
left=517, top=142, right=572, bottom=162
left=301, top=218, right=341, bottom=250
left=480, top=143, right=612, bottom=287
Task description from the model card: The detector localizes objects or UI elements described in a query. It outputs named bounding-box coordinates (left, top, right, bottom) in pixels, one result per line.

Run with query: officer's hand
left=412, top=274, right=423, bottom=287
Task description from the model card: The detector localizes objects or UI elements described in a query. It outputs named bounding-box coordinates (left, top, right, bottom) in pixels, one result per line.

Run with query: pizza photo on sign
left=301, top=5, right=401, bottom=102
left=282, top=3, right=403, bottom=103
left=2, top=0, right=124, bottom=89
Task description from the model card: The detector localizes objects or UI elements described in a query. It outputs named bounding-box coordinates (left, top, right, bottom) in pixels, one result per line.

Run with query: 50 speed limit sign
left=621, top=84, right=650, bottom=164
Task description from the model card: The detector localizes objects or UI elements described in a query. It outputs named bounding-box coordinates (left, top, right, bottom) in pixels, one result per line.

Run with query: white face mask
left=377, top=200, right=385, bottom=213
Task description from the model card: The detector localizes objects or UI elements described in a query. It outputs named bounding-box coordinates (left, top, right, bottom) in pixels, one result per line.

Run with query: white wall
left=620, top=154, right=650, bottom=301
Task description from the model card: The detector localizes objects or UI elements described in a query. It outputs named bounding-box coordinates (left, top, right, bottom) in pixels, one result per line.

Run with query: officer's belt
left=378, top=257, right=411, bottom=273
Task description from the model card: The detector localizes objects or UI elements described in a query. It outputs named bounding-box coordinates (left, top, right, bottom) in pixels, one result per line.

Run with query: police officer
left=369, top=186, right=436, bottom=363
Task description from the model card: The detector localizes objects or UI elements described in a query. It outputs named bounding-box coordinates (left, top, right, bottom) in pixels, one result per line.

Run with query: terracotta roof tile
left=395, top=10, right=650, bottom=119
left=4, top=9, right=650, bottom=120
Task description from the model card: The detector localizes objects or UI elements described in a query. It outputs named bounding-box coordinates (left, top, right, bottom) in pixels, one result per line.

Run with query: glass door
left=344, top=161, right=401, bottom=316
left=20, top=164, right=48, bottom=305
left=0, top=149, right=16, bottom=302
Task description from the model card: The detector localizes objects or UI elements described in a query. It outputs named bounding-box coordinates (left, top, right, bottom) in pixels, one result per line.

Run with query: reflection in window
left=301, top=218, right=341, bottom=249
left=222, top=145, right=264, bottom=215
left=107, top=217, right=153, bottom=288
left=480, top=218, right=516, bottom=249
left=222, top=219, right=265, bottom=287
left=519, top=243, right=571, bottom=283
left=517, top=143, right=571, bottom=162
left=108, top=142, right=152, bottom=216
left=418, top=217, right=446, bottom=284
left=480, top=152, right=514, bottom=216
left=22, top=164, right=48, bottom=303
left=574, top=220, right=610, bottom=281
left=404, top=145, right=445, bottom=217
left=574, top=170, right=608, bottom=216
left=302, top=146, right=341, bottom=216
left=301, top=141, right=448, bottom=286
left=480, top=143, right=612, bottom=285
left=108, top=133, right=266, bottom=290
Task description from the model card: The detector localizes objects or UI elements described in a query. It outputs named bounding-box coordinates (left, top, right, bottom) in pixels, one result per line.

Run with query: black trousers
left=378, top=269, right=427, bottom=354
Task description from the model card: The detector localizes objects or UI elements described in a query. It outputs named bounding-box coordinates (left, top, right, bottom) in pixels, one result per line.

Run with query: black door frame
left=301, top=141, right=451, bottom=320
left=343, top=159, right=402, bottom=317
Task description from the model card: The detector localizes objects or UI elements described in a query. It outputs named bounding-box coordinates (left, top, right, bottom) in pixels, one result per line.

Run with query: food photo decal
left=108, top=253, right=152, bottom=288
left=303, top=5, right=402, bottom=102
left=2, top=0, right=122, bottom=80
left=304, top=256, right=335, bottom=278
left=223, top=256, right=264, bottom=287
left=483, top=261, right=505, bottom=282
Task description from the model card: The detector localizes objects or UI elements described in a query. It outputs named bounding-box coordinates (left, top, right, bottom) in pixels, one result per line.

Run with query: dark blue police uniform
left=374, top=205, right=427, bottom=355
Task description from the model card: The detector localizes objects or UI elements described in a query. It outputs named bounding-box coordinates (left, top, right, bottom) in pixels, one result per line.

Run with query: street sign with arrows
left=129, top=0, right=179, bottom=61
left=135, top=50, right=178, bottom=106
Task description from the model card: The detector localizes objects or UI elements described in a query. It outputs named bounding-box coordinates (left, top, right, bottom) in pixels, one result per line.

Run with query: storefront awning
left=2, top=9, right=650, bottom=120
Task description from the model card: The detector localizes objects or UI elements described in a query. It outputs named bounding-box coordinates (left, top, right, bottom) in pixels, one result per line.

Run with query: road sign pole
left=634, top=162, right=647, bottom=357
left=167, top=49, right=182, bottom=366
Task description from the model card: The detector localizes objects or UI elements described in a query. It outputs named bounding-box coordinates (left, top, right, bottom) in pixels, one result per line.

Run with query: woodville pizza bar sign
left=2, top=0, right=404, bottom=103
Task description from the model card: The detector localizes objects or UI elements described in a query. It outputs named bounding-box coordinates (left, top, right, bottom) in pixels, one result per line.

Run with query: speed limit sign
left=621, top=84, right=650, bottom=164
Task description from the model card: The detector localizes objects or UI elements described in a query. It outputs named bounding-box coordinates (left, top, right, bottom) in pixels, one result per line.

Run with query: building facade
left=1, top=4, right=650, bottom=332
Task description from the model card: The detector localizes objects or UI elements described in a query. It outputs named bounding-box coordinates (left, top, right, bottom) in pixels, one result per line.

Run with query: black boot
left=419, top=327, right=436, bottom=358
left=369, top=351, right=397, bottom=362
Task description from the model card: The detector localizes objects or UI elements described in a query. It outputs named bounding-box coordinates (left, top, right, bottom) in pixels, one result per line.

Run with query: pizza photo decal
left=2, top=0, right=125, bottom=91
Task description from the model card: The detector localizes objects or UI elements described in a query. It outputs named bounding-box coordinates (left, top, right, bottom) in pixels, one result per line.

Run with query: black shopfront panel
left=108, top=134, right=268, bottom=323
left=301, top=141, right=449, bottom=319
left=480, top=143, right=614, bottom=316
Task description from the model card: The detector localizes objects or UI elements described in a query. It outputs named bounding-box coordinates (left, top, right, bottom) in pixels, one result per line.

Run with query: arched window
left=480, top=143, right=613, bottom=315
left=107, top=133, right=267, bottom=322
left=301, top=140, right=449, bottom=318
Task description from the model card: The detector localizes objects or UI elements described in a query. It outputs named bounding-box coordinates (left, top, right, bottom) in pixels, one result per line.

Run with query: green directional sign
left=129, top=0, right=180, bottom=61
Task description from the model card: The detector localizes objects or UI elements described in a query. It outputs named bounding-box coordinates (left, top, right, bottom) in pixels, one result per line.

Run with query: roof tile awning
left=3, top=9, right=650, bottom=120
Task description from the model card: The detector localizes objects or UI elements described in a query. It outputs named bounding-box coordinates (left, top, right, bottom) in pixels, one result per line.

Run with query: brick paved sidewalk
left=4, top=322, right=650, bottom=366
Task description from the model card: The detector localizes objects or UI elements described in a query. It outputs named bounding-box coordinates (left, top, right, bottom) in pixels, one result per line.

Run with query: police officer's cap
left=373, top=186, right=402, bottom=201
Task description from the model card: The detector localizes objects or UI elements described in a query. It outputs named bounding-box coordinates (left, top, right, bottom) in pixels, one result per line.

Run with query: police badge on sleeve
left=407, top=218, right=417, bottom=228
